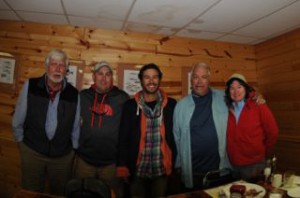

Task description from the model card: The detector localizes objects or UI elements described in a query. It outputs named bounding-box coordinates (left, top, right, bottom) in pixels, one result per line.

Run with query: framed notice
left=181, top=67, right=192, bottom=97
left=66, top=61, right=84, bottom=91
left=117, top=64, right=142, bottom=96
left=0, top=54, right=19, bottom=94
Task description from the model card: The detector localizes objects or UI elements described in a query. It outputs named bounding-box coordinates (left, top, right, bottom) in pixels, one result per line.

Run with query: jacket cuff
left=117, top=166, right=130, bottom=177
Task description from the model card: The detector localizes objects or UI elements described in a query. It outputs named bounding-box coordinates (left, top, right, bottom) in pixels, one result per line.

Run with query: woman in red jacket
left=225, top=73, right=278, bottom=181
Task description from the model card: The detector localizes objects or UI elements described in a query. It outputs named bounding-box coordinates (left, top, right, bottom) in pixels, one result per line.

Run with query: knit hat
left=93, top=61, right=113, bottom=73
left=227, top=73, right=247, bottom=83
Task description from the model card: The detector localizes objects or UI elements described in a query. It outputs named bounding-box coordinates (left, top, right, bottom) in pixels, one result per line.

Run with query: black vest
left=23, top=75, right=78, bottom=157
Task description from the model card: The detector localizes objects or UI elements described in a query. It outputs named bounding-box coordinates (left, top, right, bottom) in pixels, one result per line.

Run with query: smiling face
left=191, top=66, right=210, bottom=96
left=93, top=66, right=113, bottom=93
left=140, top=68, right=161, bottom=95
left=47, top=57, right=67, bottom=86
left=229, top=80, right=246, bottom=102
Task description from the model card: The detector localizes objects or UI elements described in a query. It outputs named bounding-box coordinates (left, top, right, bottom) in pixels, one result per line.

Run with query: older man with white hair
left=12, top=49, right=80, bottom=195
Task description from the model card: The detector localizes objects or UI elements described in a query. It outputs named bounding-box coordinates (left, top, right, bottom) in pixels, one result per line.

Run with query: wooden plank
left=258, top=60, right=300, bottom=77
left=275, top=140, right=300, bottom=174
left=256, top=39, right=298, bottom=59
left=268, top=101, right=300, bottom=111
left=255, top=28, right=300, bottom=53
left=257, top=48, right=300, bottom=69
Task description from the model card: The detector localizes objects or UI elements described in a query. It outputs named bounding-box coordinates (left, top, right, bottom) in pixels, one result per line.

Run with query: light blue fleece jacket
left=173, top=88, right=231, bottom=188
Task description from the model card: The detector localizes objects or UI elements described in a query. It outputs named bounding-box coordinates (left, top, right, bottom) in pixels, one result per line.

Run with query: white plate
left=288, top=187, right=300, bottom=198
left=222, top=182, right=266, bottom=198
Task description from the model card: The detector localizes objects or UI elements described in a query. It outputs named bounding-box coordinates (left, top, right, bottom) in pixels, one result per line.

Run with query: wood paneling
left=1, top=19, right=300, bottom=198
left=0, top=19, right=256, bottom=198
left=0, top=20, right=256, bottom=126
left=0, top=128, right=20, bottom=198
left=256, top=28, right=300, bottom=173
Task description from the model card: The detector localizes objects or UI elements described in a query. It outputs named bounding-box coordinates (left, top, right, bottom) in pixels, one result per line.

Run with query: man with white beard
left=12, top=49, right=80, bottom=196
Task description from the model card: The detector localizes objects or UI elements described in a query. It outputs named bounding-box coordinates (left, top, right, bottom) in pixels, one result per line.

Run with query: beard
left=48, top=73, right=64, bottom=84
left=142, top=83, right=159, bottom=94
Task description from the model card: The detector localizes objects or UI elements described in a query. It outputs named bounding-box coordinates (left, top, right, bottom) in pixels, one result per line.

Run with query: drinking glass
left=264, top=167, right=271, bottom=183
left=283, top=171, right=295, bottom=188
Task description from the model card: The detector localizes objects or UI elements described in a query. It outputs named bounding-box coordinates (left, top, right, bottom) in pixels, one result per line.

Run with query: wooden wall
left=255, top=28, right=300, bottom=174
left=0, top=19, right=255, bottom=198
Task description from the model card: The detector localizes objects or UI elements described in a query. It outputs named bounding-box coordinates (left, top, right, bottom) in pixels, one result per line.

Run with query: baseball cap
left=93, top=61, right=113, bottom=73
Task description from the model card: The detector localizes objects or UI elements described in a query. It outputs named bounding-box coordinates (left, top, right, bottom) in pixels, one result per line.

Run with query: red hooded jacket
left=227, top=94, right=279, bottom=166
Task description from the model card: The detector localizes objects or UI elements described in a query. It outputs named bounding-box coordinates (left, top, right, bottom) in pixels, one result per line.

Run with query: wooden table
left=13, top=188, right=117, bottom=198
left=167, top=181, right=291, bottom=198
left=13, top=189, right=64, bottom=198
left=167, top=190, right=212, bottom=198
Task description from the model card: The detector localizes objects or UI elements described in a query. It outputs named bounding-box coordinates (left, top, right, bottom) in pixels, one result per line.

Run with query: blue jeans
left=232, top=161, right=265, bottom=182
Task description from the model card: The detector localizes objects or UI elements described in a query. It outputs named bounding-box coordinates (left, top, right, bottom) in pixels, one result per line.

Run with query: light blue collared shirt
left=233, top=100, right=245, bottom=123
left=12, top=78, right=81, bottom=149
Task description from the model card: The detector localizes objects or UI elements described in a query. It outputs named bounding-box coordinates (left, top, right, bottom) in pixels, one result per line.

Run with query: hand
left=253, top=92, right=266, bottom=104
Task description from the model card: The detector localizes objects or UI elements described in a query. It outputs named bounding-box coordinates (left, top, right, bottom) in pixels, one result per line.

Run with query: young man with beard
left=117, top=63, right=177, bottom=198
left=12, top=49, right=80, bottom=195
left=75, top=61, right=129, bottom=197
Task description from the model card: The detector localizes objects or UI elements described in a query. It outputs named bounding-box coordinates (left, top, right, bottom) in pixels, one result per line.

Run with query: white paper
left=188, top=71, right=192, bottom=94
left=123, top=69, right=141, bottom=95
left=0, top=58, right=15, bottom=84
left=66, top=65, right=77, bottom=88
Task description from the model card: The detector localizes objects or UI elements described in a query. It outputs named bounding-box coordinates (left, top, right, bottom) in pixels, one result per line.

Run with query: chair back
left=65, top=178, right=111, bottom=198
left=202, top=168, right=235, bottom=188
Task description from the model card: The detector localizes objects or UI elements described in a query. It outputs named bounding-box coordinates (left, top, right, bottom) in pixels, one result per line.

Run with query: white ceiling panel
left=248, top=39, right=267, bottom=45
left=0, top=0, right=300, bottom=44
left=234, top=1, right=300, bottom=38
left=128, top=0, right=220, bottom=28
left=188, top=0, right=297, bottom=32
left=63, top=0, right=133, bottom=20
left=0, top=10, right=19, bottom=20
left=216, top=34, right=258, bottom=44
left=155, top=27, right=178, bottom=36
left=177, top=29, right=224, bottom=40
left=17, top=12, right=68, bottom=25
left=7, top=0, right=63, bottom=14
left=124, top=22, right=161, bottom=33
left=69, top=16, right=123, bottom=30
left=0, top=0, right=9, bottom=9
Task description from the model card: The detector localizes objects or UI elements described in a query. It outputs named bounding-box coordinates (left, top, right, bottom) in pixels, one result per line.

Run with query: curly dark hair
left=138, top=63, right=162, bottom=81
left=225, top=78, right=254, bottom=107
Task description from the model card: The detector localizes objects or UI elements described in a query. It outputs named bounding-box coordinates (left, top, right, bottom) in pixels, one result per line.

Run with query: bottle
left=264, top=159, right=272, bottom=183
left=271, top=155, right=277, bottom=174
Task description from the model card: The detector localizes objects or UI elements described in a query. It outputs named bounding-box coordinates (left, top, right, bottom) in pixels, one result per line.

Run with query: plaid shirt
left=136, top=93, right=165, bottom=178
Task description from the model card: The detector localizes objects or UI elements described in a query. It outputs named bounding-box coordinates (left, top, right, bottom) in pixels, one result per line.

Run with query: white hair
left=45, top=49, right=69, bottom=67
left=191, top=62, right=211, bottom=76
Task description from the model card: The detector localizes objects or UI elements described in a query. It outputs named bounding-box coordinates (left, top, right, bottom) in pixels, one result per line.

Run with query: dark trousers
left=19, top=142, right=74, bottom=196
left=74, top=156, right=123, bottom=198
left=130, top=175, right=168, bottom=198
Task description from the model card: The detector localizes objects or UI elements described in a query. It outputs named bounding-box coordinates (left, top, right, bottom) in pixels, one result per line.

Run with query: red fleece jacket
left=227, top=97, right=279, bottom=166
